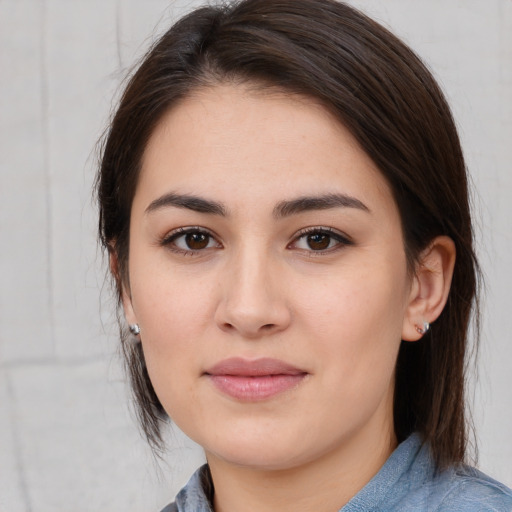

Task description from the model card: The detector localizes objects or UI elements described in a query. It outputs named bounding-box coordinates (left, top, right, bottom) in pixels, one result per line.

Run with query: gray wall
left=0, top=1, right=510, bottom=510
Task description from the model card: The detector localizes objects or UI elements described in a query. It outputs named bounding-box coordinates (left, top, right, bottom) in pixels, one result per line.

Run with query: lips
left=204, top=357, right=307, bottom=401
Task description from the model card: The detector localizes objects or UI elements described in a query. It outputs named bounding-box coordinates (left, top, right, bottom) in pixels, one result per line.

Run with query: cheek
left=295, top=262, right=407, bottom=384
left=297, top=261, right=407, bottom=337
left=132, top=292, right=207, bottom=423
left=128, top=263, right=220, bottom=392
left=132, top=258, right=218, bottom=330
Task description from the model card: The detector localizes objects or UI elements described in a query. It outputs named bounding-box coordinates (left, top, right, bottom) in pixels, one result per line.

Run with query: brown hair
left=97, top=0, right=479, bottom=469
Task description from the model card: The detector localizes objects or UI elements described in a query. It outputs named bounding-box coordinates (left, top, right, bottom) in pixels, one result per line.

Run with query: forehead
left=137, top=84, right=396, bottom=217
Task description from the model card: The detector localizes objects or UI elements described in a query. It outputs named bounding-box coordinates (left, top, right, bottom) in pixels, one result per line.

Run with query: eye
left=290, top=227, right=352, bottom=253
left=161, top=227, right=221, bottom=254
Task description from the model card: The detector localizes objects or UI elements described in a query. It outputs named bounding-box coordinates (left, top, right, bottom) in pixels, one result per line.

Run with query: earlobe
left=402, top=236, right=456, bottom=341
left=109, top=251, right=138, bottom=327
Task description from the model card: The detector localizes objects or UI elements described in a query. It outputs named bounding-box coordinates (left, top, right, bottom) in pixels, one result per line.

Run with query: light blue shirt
left=161, top=434, right=512, bottom=511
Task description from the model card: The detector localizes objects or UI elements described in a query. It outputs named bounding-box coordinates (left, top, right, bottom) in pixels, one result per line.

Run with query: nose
left=214, top=248, right=292, bottom=338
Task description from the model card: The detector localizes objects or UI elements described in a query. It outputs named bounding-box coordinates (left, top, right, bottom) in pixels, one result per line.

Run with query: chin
left=208, top=444, right=308, bottom=471
left=200, top=426, right=325, bottom=472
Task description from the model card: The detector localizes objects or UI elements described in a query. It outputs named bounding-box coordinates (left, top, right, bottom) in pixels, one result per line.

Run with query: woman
left=96, top=0, right=512, bottom=510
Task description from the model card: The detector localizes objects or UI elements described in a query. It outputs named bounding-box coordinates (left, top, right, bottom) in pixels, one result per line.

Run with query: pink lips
left=205, top=358, right=307, bottom=401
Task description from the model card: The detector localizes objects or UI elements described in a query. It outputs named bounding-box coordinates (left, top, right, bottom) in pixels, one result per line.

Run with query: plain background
left=0, top=1, right=511, bottom=510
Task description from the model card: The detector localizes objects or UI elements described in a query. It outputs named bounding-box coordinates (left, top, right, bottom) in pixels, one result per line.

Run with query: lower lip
left=208, top=374, right=306, bottom=401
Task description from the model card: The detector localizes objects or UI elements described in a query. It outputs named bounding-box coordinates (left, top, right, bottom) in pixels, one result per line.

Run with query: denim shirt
left=161, top=434, right=512, bottom=511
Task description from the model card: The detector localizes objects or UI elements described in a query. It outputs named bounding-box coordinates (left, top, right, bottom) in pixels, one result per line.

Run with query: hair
left=96, top=0, right=479, bottom=469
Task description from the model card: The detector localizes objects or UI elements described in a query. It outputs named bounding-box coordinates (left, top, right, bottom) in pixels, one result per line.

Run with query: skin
left=120, top=84, right=455, bottom=512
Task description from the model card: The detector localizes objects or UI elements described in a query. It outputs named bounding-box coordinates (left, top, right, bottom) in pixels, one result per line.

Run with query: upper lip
left=204, top=357, right=306, bottom=377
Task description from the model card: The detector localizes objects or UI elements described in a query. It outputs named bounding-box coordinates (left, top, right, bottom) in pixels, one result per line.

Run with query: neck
left=207, top=421, right=397, bottom=512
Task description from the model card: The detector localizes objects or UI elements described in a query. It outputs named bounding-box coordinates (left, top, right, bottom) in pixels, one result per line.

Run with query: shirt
left=160, top=433, right=512, bottom=511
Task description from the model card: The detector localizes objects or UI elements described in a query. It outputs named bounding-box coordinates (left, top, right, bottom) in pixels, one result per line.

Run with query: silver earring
left=415, top=321, right=430, bottom=335
left=129, top=324, right=140, bottom=336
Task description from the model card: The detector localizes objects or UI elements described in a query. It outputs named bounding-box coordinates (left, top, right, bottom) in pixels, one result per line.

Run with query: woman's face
left=124, top=84, right=416, bottom=471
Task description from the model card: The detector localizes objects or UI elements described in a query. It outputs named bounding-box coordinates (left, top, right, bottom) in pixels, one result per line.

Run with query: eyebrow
left=273, top=193, right=369, bottom=218
left=145, top=193, right=228, bottom=216
left=144, top=192, right=369, bottom=218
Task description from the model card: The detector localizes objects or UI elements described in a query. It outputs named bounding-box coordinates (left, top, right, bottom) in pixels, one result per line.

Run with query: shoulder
left=158, top=465, right=213, bottom=512
left=367, top=435, right=512, bottom=512
left=159, top=503, right=178, bottom=512
left=436, top=466, right=512, bottom=511
left=383, top=464, right=512, bottom=512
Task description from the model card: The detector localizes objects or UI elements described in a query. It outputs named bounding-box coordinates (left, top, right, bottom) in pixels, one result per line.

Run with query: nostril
left=262, top=324, right=276, bottom=330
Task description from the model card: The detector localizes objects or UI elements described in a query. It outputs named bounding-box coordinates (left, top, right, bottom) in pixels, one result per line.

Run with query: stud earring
left=415, top=321, right=430, bottom=335
left=129, top=324, right=140, bottom=336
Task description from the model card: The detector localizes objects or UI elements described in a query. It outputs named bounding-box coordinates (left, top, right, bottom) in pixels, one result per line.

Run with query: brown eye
left=185, top=232, right=210, bottom=250
left=163, top=228, right=220, bottom=254
left=307, top=233, right=331, bottom=250
left=290, top=227, right=353, bottom=253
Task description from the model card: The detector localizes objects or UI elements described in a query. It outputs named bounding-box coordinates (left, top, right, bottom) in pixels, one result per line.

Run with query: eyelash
left=289, top=226, right=353, bottom=255
left=160, top=226, right=353, bottom=256
left=160, top=227, right=221, bottom=256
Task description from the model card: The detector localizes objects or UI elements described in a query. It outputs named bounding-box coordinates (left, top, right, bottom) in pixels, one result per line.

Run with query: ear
left=402, top=236, right=456, bottom=341
left=109, top=250, right=138, bottom=327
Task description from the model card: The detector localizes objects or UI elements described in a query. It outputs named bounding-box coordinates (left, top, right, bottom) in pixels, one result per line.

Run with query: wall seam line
left=41, top=0, right=55, bottom=350
left=5, top=371, right=33, bottom=512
